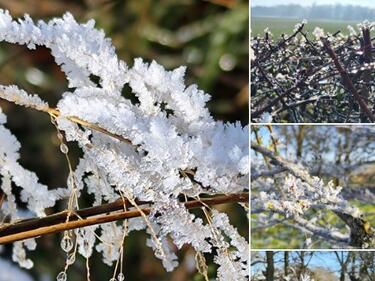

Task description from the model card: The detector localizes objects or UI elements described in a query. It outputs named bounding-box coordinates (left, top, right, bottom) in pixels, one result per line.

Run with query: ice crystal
left=258, top=112, right=273, bottom=123
left=312, top=27, right=325, bottom=40
left=95, top=223, right=125, bottom=266
left=76, top=226, right=97, bottom=258
left=0, top=85, right=48, bottom=111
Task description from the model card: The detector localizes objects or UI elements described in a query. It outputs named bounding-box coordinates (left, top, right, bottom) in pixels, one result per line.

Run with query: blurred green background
left=0, top=0, right=248, bottom=280
left=251, top=17, right=356, bottom=38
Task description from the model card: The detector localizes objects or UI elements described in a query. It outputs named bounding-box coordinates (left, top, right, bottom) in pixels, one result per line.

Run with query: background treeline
left=252, top=4, right=375, bottom=21
left=251, top=251, right=375, bottom=281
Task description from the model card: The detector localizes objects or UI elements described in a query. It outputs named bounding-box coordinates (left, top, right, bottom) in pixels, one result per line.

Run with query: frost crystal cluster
left=251, top=126, right=375, bottom=249
left=0, top=10, right=249, bottom=280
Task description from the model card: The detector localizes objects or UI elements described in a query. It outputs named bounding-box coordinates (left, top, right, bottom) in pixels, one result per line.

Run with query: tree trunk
left=284, top=251, right=289, bottom=277
left=295, top=126, right=305, bottom=159
left=265, top=251, right=275, bottom=281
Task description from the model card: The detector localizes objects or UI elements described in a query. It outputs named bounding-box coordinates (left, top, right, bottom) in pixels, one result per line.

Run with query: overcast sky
left=251, top=0, right=375, bottom=8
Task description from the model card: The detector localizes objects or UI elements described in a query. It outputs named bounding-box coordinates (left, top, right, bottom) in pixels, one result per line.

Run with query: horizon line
left=252, top=4, right=375, bottom=7
left=251, top=3, right=375, bottom=9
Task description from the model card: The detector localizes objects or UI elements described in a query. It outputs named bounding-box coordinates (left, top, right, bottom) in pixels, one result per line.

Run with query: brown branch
left=359, top=28, right=373, bottom=122
left=0, top=193, right=248, bottom=244
left=0, top=197, right=147, bottom=237
left=323, top=40, right=375, bottom=122
left=251, top=85, right=298, bottom=118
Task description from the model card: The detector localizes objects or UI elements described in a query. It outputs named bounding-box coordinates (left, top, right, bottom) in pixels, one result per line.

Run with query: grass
left=251, top=16, right=357, bottom=38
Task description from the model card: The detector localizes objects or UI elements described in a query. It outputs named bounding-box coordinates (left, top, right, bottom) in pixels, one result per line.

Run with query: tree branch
left=0, top=192, right=248, bottom=244
left=323, top=40, right=375, bottom=122
left=46, top=108, right=133, bottom=145
left=251, top=143, right=375, bottom=247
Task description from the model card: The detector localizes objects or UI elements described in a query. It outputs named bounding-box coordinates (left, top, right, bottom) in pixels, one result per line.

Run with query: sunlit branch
left=0, top=192, right=248, bottom=244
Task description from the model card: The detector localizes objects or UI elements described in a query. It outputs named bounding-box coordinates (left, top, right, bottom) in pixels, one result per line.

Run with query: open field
left=251, top=16, right=357, bottom=38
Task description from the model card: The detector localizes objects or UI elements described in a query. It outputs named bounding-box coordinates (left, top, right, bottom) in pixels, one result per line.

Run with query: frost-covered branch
left=251, top=142, right=374, bottom=248
left=0, top=10, right=249, bottom=280
left=251, top=21, right=375, bottom=122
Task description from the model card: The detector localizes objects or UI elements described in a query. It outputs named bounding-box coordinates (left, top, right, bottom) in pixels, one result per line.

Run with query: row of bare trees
left=251, top=251, right=375, bottom=281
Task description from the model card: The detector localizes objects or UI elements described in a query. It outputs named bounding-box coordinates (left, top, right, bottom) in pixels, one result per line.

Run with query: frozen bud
left=312, top=27, right=325, bottom=40
left=118, top=273, right=125, bottom=281
left=60, top=143, right=69, bottom=154
left=57, top=271, right=67, bottom=281
left=61, top=234, right=73, bottom=253
left=57, top=132, right=64, bottom=141
left=275, top=73, right=286, bottom=81
left=66, top=252, right=76, bottom=265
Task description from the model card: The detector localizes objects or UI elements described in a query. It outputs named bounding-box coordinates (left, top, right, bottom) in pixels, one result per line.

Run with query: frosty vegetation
left=0, top=11, right=249, bottom=281
left=251, top=126, right=375, bottom=249
left=251, top=20, right=375, bottom=123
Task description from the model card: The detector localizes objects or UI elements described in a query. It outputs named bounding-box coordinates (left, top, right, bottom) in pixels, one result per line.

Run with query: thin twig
left=47, top=108, right=133, bottom=145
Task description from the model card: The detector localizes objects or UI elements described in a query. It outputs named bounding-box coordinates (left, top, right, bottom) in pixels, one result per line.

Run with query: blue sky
left=251, top=252, right=341, bottom=277
left=251, top=127, right=337, bottom=163
left=251, top=0, right=375, bottom=8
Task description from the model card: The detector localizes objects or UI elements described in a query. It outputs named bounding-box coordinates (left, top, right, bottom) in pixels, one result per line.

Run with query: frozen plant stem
left=0, top=11, right=248, bottom=280
left=46, top=108, right=133, bottom=145
left=0, top=193, right=248, bottom=244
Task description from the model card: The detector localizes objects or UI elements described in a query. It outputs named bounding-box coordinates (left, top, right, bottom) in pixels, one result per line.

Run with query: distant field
left=251, top=17, right=357, bottom=38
